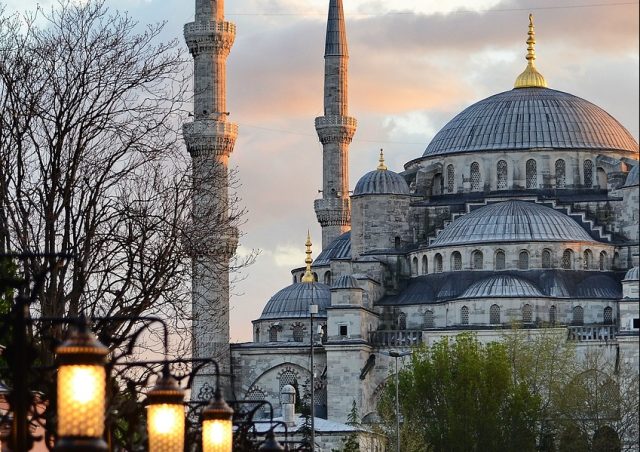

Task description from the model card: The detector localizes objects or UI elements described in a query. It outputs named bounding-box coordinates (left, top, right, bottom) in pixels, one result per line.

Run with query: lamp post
left=309, top=303, right=318, bottom=452
left=388, top=349, right=411, bottom=452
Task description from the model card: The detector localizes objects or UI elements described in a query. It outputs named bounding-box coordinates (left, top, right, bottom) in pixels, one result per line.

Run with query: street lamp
left=146, top=366, right=185, bottom=452
left=54, top=321, right=109, bottom=452
left=201, top=388, right=234, bottom=452
left=387, top=349, right=411, bottom=452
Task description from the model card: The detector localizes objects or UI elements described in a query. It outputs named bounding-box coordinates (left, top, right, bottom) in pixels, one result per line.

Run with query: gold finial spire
left=514, top=14, right=548, bottom=89
left=377, top=149, right=387, bottom=171
left=301, top=231, right=315, bottom=283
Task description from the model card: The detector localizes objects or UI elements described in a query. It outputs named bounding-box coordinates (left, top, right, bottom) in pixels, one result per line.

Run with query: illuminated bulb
left=203, top=419, right=232, bottom=452
left=68, top=366, right=100, bottom=404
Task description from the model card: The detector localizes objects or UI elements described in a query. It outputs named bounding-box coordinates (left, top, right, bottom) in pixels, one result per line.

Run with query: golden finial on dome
left=514, top=14, right=548, bottom=89
left=377, top=149, right=387, bottom=171
left=301, top=231, right=315, bottom=283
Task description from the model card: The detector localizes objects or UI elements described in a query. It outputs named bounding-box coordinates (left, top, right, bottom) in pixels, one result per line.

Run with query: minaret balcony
left=183, top=120, right=238, bottom=157
left=184, top=20, right=236, bottom=38
left=184, top=20, right=236, bottom=55
left=315, top=115, right=357, bottom=130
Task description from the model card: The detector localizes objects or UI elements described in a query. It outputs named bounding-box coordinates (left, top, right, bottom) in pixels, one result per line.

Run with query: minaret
left=315, top=0, right=357, bottom=250
left=183, top=0, right=238, bottom=398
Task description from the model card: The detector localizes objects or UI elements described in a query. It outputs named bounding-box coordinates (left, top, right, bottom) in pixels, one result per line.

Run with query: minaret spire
left=315, top=0, right=357, bottom=250
left=514, top=14, right=548, bottom=89
left=184, top=0, right=238, bottom=398
left=301, top=232, right=315, bottom=283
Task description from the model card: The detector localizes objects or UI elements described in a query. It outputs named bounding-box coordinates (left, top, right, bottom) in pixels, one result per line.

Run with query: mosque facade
left=185, top=0, right=639, bottom=448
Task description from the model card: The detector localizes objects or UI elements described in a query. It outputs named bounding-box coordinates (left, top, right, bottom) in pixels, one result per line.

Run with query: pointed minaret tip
left=514, top=13, right=548, bottom=89
left=301, top=232, right=315, bottom=283
left=377, top=149, right=388, bottom=171
left=325, top=0, right=349, bottom=57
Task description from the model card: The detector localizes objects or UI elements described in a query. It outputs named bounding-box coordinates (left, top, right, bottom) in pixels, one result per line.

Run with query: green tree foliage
left=332, top=400, right=360, bottom=452
left=379, top=333, right=541, bottom=452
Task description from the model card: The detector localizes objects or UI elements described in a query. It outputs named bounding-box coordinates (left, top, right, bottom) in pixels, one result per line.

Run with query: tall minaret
left=315, top=0, right=357, bottom=250
left=183, top=0, right=238, bottom=397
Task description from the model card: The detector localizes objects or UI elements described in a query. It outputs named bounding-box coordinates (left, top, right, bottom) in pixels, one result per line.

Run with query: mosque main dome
left=259, top=282, right=331, bottom=320
left=423, top=87, right=639, bottom=158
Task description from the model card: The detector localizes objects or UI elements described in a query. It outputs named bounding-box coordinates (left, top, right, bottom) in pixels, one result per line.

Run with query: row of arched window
left=452, top=305, right=612, bottom=326
left=444, top=159, right=595, bottom=193
left=411, top=249, right=609, bottom=274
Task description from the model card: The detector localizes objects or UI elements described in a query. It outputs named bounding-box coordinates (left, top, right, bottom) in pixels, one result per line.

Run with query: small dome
left=624, top=266, right=639, bottom=281
left=353, top=170, right=409, bottom=196
left=430, top=201, right=595, bottom=248
left=313, top=231, right=351, bottom=266
left=624, top=165, right=639, bottom=187
left=461, top=274, right=543, bottom=298
left=575, top=275, right=621, bottom=298
left=331, top=275, right=360, bottom=290
left=259, top=282, right=330, bottom=320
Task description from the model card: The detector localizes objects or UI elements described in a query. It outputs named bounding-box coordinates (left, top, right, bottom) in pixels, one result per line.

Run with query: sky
left=5, top=0, right=639, bottom=342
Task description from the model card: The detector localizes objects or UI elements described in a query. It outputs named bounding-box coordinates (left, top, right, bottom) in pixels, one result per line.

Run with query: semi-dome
left=575, top=275, right=621, bottom=299
left=461, top=274, right=543, bottom=298
left=353, top=150, right=410, bottom=196
left=624, top=266, right=639, bottom=281
left=313, top=231, right=351, bottom=266
left=422, top=88, right=638, bottom=158
left=259, top=282, right=331, bottom=320
left=624, top=165, right=639, bottom=187
left=430, top=200, right=595, bottom=247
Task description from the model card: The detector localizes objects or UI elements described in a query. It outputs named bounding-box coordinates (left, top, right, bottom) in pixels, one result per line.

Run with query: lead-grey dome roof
left=423, top=88, right=639, bottom=157
left=461, top=274, right=543, bottom=298
left=624, top=165, right=639, bottom=187
left=259, top=282, right=330, bottom=320
left=353, top=169, right=410, bottom=196
left=430, top=200, right=595, bottom=248
left=624, top=266, right=639, bottom=281
left=313, top=231, right=351, bottom=266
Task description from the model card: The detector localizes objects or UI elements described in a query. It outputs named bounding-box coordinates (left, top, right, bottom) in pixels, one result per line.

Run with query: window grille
left=572, top=306, right=584, bottom=325
left=470, top=162, right=481, bottom=191
left=279, top=370, right=297, bottom=391
left=398, top=312, right=407, bottom=330
left=599, top=251, right=607, bottom=270
left=542, top=249, right=552, bottom=269
left=461, top=306, right=469, bottom=325
left=269, top=326, right=278, bottom=342
left=292, top=324, right=304, bottom=342
left=555, top=159, right=566, bottom=188
left=424, top=310, right=434, bottom=329
left=495, top=250, right=506, bottom=270
left=584, top=160, right=593, bottom=186
left=522, top=304, right=533, bottom=323
left=583, top=250, right=593, bottom=270
left=472, top=250, right=483, bottom=270
left=412, top=257, right=418, bottom=276
left=447, top=165, right=455, bottom=193
left=246, top=388, right=268, bottom=418
left=451, top=252, right=462, bottom=271
left=497, top=160, right=508, bottom=190
left=604, top=307, right=613, bottom=324
left=518, top=251, right=529, bottom=270
left=490, top=304, right=501, bottom=324
left=422, top=255, right=428, bottom=275
left=562, top=250, right=573, bottom=269
left=549, top=306, right=557, bottom=325
left=435, top=254, right=443, bottom=273
left=324, top=271, right=331, bottom=285
left=526, top=159, right=537, bottom=189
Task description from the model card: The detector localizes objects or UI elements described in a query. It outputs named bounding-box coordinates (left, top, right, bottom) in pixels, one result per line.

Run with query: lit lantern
left=201, top=390, right=234, bottom=452
left=146, top=370, right=185, bottom=452
left=54, top=322, right=108, bottom=451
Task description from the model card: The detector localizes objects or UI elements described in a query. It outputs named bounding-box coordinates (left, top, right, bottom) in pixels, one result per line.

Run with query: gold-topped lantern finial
left=514, top=14, right=548, bottom=89
left=377, top=149, right=387, bottom=171
left=301, top=231, right=315, bottom=283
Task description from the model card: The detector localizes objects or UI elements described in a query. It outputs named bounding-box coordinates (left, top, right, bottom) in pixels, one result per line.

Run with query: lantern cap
left=146, top=370, right=185, bottom=406
left=56, top=320, right=108, bottom=365
left=202, top=390, right=234, bottom=421
left=259, top=430, right=285, bottom=451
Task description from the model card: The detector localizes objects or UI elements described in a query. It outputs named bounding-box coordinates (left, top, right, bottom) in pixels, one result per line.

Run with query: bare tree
left=0, top=0, right=249, bottom=362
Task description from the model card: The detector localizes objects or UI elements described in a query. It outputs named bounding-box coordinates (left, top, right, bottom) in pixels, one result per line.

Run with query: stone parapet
left=315, top=115, right=357, bottom=144
left=184, top=20, right=236, bottom=56
left=183, top=120, right=238, bottom=157
left=315, top=198, right=351, bottom=227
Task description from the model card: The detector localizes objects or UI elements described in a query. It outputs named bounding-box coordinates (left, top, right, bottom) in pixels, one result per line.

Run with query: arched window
left=472, top=250, right=483, bottom=270
left=424, top=310, right=434, bottom=329
left=583, top=160, right=593, bottom=186
left=398, top=312, right=407, bottom=330
left=394, top=236, right=401, bottom=250
left=572, top=306, right=584, bottom=326
left=313, top=272, right=318, bottom=282
left=451, top=251, right=462, bottom=271
left=279, top=369, right=297, bottom=392
left=412, top=257, right=418, bottom=276
left=490, top=304, right=501, bottom=325
left=421, top=255, right=428, bottom=275
left=269, top=325, right=279, bottom=342
left=495, top=250, right=506, bottom=270
left=613, top=252, right=620, bottom=269
left=470, top=162, right=481, bottom=191
left=526, top=159, right=537, bottom=189
left=597, top=168, right=607, bottom=189
left=460, top=306, right=469, bottom=325
left=432, top=173, right=443, bottom=195
left=562, top=249, right=573, bottom=269
left=549, top=305, right=557, bottom=325
left=522, top=304, right=533, bottom=323
left=518, top=250, right=530, bottom=270
left=604, top=307, right=613, bottom=325
left=599, top=251, right=607, bottom=270
left=435, top=254, right=443, bottom=273
left=447, top=164, right=455, bottom=193
left=583, top=249, right=593, bottom=270
left=323, top=271, right=331, bottom=285
left=555, top=159, right=566, bottom=189
left=542, top=249, right=552, bottom=269
left=246, top=388, right=268, bottom=418
left=497, top=160, right=508, bottom=190
left=292, top=324, right=304, bottom=342
left=254, top=327, right=260, bottom=342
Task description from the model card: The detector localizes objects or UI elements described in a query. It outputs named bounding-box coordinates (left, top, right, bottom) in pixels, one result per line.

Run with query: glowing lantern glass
left=202, top=391, right=234, bottom=452
left=146, top=371, right=185, bottom=452
left=55, top=323, right=108, bottom=451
